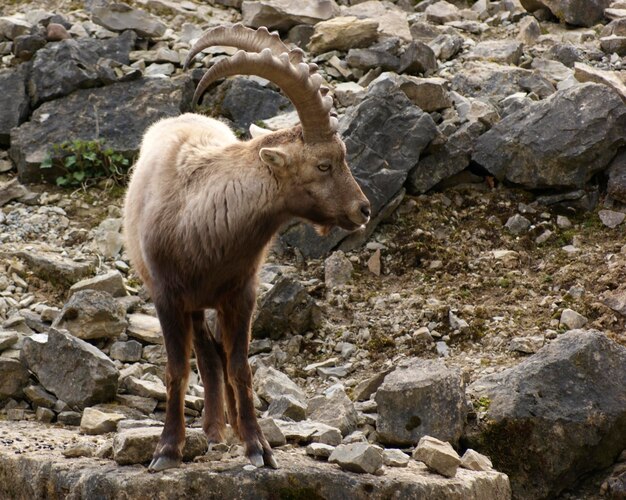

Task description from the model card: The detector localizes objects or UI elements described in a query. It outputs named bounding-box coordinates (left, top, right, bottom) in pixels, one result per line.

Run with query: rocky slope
left=1, top=0, right=626, bottom=499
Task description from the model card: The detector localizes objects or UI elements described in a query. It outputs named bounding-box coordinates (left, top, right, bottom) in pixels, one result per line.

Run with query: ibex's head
left=185, top=24, right=371, bottom=233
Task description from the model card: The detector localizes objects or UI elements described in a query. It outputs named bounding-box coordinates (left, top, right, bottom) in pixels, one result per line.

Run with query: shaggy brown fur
left=123, top=112, right=369, bottom=471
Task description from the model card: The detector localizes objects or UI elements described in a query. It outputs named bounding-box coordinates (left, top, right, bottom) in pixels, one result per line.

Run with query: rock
left=258, top=417, right=287, bottom=446
left=141, top=344, right=166, bottom=364
left=254, top=366, right=306, bottom=405
left=472, top=83, right=626, bottom=190
left=0, top=179, right=28, bottom=208
left=308, top=386, right=358, bottom=436
left=574, top=62, right=626, bottom=103
left=221, top=78, right=291, bottom=132
left=505, top=214, right=531, bottom=234
left=324, top=251, right=353, bottom=288
left=328, top=443, right=383, bottom=474
left=52, top=290, right=127, bottom=341
left=608, top=149, right=626, bottom=204
left=123, top=376, right=167, bottom=401
left=452, top=61, right=554, bottom=101
left=23, top=385, right=56, bottom=408
left=113, top=427, right=208, bottom=465
left=0, top=420, right=512, bottom=499
left=0, top=66, right=29, bottom=147
left=275, top=420, right=342, bottom=446
left=375, top=358, right=467, bottom=447
left=28, top=32, right=136, bottom=107
left=460, top=449, right=492, bottom=471
left=0, top=16, right=32, bottom=40
left=127, top=313, right=163, bottom=344
left=346, top=47, right=401, bottom=72
left=394, top=76, right=451, bottom=113
left=115, top=395, right=158, bottom=415
left=599, top=209, right=626, bottom=228
left=267, top=394, right=307, bottom=421
left=333, top=82, right=364, bottom=108
left=241, top=0, right=340, bottom=31
left=46, top=23, right=70, bottom=42
left=466, top=329, right=626, bottom=499
left=0, top=331, right=19, bottom=351
left=0, top=358, right=30, bottom=400
left=517, top=16, right=540, bottom=44
left=399, top=41, right=436, bottom=75
left=35, top=407, right=55, bottom=423
left=110, top=340, right=143, bottom=363
left=69, top=271, right=126, bottom=298
left=342, top=1, right=411, bottom=41
left=407, top=122, right=483, bottom=194
left=63, top=443, right=95, bottom=458
left=601, top=35, right=626, bottom=56
left=520, top=0, right=610, bottom=27
left=93, top=3, right=165, bottom=38
left=367, top=249, right=381, bottom=276
left=559, top=308, right=587, bottom=329
left=428, top=33, right=464, bottom=61
left=308, top=16, right=378, bottom=54
left=80, top=407, right=125, bottom=435
left=425, top=1, right=462, bottom=24
left=413, top=436, right=461, bottom=478
left=21, top=328, right=118, bottom=409
left=11, top=76, right=193, bottom=184
left=252, top=276, right=317, bottom=339
left=58, top=411, right=82, bottom=426
left=467, top=40, right=524, bottom=65
left=12, top=33, right=47, bottom=61
left=306, top=442, right=335, bottom=459
left=383, top=448, right=410, bottom=467
left=15, top=249, right=95, bottom=286
left=352, top=371, right=390, bottom=401
left=90, top=218, right=124, bottom=259
left=281, top=83, right=437, bottom=258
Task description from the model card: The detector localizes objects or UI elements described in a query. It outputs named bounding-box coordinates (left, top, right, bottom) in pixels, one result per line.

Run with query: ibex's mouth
left=339, top=216, right=369, bottom=232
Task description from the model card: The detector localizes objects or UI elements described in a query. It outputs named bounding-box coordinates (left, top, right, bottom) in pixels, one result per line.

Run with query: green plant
left=40, top=139, right=131, bottom=188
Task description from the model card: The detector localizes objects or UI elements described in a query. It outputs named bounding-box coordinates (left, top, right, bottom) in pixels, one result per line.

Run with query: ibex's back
left=122, top=24, right=370, bottom=473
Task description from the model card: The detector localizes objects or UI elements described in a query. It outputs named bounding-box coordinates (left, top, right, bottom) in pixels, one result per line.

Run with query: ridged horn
left=188, top=36, right=337, bottom=143
left=184, top=23, right=290, bottom=70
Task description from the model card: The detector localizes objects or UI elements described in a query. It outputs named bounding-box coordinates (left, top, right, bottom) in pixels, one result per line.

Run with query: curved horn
left=184, top=23, right=294, bottom=70
left=190, top=47, right=337, bottom=144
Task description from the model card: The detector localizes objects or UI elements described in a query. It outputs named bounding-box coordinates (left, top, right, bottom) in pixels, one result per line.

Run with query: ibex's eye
left=317, top=162, right=331, bottom=172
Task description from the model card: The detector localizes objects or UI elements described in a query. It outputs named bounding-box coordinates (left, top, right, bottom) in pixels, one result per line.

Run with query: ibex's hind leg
left=212, top=324, right=240, bottom=436
left=191, top=310, right=228, bottom=443
left=218, top=283, right=277, bottom=469
left=149, top=301, right=192, bottom=472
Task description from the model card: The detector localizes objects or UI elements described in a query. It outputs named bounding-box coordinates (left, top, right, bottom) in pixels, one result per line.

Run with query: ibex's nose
left=360, top=202, right=371, bottom=220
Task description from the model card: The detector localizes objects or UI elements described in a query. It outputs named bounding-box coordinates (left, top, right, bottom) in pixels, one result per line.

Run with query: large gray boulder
left=20, top=328, right=119, bottom=409
left=52, top=290, right=128, bottom=341
left=375, top=358, right=467, bottom=447
left=28, top=31, right=136, bottom=106
left=472, top=83, right=626, bottom=190
left=280, top=80, right=437, bottom=257
left=241, top=0, right=340, bottom=31
left=465, top=329, right=626, bottom=500
left=520, top=0, right=610, bottom=27
left=11, top=76, right=193, bottom=184
left=221, top=78, right=292, bottom=133
left=0, top=65, right=29, bottom=147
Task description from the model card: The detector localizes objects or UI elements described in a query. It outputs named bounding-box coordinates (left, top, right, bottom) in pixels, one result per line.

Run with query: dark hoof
left=148, top=455, right=181, bottom=472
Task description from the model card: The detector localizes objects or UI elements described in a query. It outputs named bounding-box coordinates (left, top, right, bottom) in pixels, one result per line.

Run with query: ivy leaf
left=56, top=176, right=69, bottom=186
left=73, top=171, right=86, bottom=182
left=40, top=157, right=53, bottom=169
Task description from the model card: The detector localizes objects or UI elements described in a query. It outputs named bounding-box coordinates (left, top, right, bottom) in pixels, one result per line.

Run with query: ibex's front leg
left=218, top=283, right=277, bottom=469
left=149, top=300, right=192, bottom=472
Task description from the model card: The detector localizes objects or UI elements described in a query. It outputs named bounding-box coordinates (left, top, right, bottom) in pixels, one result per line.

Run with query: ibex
left=123, top=24, right=370, bottom=471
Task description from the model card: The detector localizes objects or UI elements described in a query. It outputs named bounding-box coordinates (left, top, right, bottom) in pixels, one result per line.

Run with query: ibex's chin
left=123, top=24, right=370, bottom=473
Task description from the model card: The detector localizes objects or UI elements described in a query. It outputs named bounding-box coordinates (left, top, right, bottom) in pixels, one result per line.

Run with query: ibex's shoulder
left=143, top=113, right=237, bottom=149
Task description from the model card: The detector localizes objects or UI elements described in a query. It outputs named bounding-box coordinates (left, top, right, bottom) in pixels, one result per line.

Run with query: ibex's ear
left=249, top=123, right=273, bottom=138
left=259, top=147, right=286, bottom=169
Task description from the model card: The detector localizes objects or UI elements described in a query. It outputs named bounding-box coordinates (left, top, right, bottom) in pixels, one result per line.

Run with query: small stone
left=460, top=449, right=493, bottom=471
left=557, top=215, right=572, bottom=228
left=80, top=407, right=125, bottom=435
left=324, top=251, right=353, bottom=288
left=505, top=214, right=531, bottom=234
left=412, top=435, right=460, bottom=478
left=329, top=443, right=383, bottom=474
left=308, top=386, right=358, bottom=436
left=63, top=443, right=95, bottom=458
left=306, top=442, right=335, bottom=459
left=560, top=308, right=588, bottom=330
left=517, top=16, right=540, bottom=44
left=127, top=313, right=163, bottom=344
left=333, top=82, right=364, bottom=108
left=308, top=16, right=378, bottom=54
left=124, top=376, right=167, bottom=401
left=113, top=427, right=208, bottom=465
left=0, top=358, right=30, bottom=399
left=0, top=330, right=19, bottom=351
left=35, top=407, right=55, bottom=423
left=425, top=1, right=461, bottom=24
left=46, top=23, right=70, bottom=42
left=254, top=366, right=306, bottom=405
left=367, top=249, right=381, bottom=276
left=24, top=384, right=57, bottom=408
left=110, top=340, right=143, bottom=362
left=57, top=411, right=83, bottom=426
left=69, top=270, right=127, bottom=298
left=383, top=448, right=410, bottom=467
left=536, top=230, right=553, bottom=244
left=599, top=210, right=626, bottom=228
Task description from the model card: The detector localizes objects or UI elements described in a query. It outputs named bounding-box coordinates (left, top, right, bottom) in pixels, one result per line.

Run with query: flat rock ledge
left=0, top=422, right=511, bottom=500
